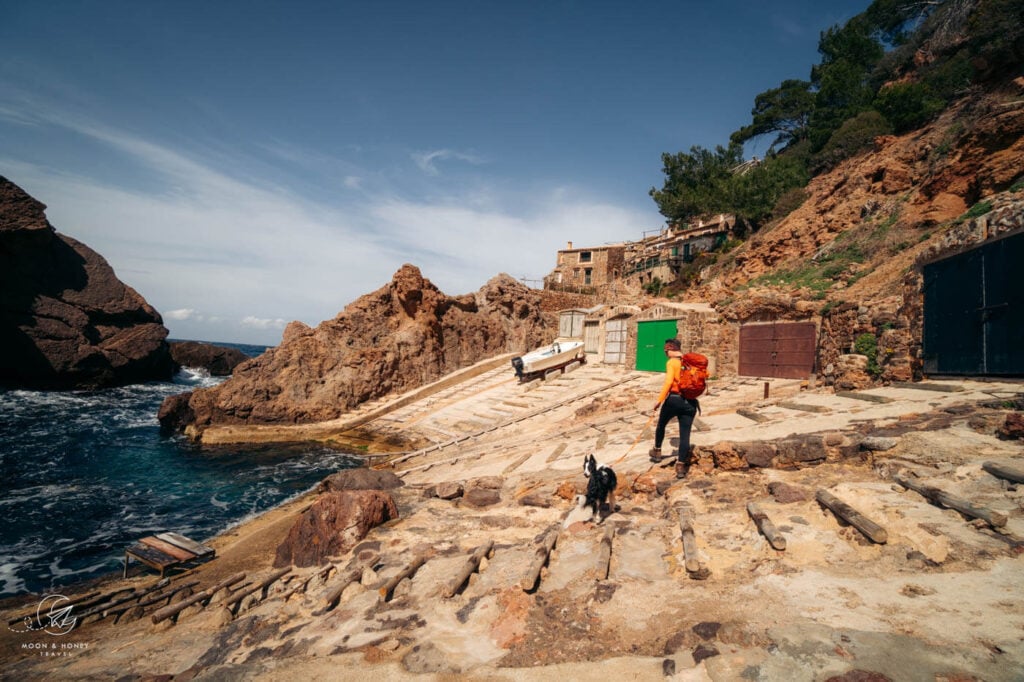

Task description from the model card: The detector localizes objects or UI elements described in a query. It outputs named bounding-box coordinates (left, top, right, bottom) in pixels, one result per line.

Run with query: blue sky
left=1, top=0, right=869, bottom=345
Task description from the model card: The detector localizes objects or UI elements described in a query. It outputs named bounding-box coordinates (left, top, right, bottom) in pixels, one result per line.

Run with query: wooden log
left=747, top=502, right=787, bottom=550
left=894, top=475, right=1007, bottom=528
left=378, top=555, right=426, bottom=602
left=982, top=461, right=1024, bottom=485
left=151, top=572, right=245, bottom=624
left=279, top=563, right=335, bottom=602
left=815, top=489, right=888, bottom=544
left=134, top=581, right=199, bottom=611
left=314, top=553, right=379, bottom=615
left=221, top=567, right=291, bottom=609
left=70, top=580, right=171, bottom=622
left=676, top=504, right=702, bottom=573
left=520, top=524, right=560, bottom=591
left=442, top=541, right=494, bottom=598
left=596, top=524, right=615, bottom=580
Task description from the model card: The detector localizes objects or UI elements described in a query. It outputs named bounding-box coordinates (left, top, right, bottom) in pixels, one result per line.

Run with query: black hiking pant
left=654, top=393, right=698, bottom=460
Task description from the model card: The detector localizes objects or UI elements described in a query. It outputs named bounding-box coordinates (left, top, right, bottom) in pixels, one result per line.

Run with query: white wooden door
left=604, top=318, right=627, bottom=364
left=583, top=321, right=600, bottom=354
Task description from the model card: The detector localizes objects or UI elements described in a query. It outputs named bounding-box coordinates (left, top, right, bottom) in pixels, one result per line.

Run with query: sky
left=0, top=0, right=870, bottom=346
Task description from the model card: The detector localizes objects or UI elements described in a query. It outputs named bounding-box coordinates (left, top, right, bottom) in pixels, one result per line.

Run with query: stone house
left=543, top=242, right=626, bottom=292
left=624, top=215, right=735, bottom=289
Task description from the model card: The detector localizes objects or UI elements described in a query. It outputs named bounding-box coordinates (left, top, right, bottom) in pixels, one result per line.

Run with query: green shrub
left=854, top=333, right=881, bottom=377
left=812, top=111, right=893, bottom=173
left=959, top=200, right=994, bottom=223
left=771, top=187, right=809, bottom=221
left=873, top=82, right=945, bottom=134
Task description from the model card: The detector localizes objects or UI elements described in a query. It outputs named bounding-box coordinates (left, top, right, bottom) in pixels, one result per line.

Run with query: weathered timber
left=442, top=540, right=494, bottom=598
left=675, top=504, right=702, bottom=574
left=596, top=524, right=615, bottom=580
left=140, top=536, right=196, bottom=562
left=151, top=572, right=245, bottom=624
left=520, top=524, right=560, bottom=591
left=222, top=567, right=291, bottom=610
left=736, top=408, right=770, bottom=423
left=982, top=461, right=1024, bottom=485
left=894, top=475, right=1007, bottom=528
left=747, top=502, right=787, bottom=550
left=835, top=391, right=893, bottom=404
left=133, top=581, right=199, bottom=611
left=378, top=555, right=426, bottom=602
left=314, top=553, right=380, bottom=615
left=815, top=490, right=888, bottom=544
left=155, top=532, right=215, bottom=558
left=72, top=580, right=170, bottom=623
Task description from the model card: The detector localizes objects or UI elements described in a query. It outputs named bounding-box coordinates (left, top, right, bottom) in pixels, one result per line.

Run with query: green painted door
left=636, top=320, right=678, bottom=372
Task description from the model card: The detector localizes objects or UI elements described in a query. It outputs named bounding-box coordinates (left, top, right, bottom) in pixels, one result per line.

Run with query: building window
left=573, top=268, right=580, bottom=280
left=584, top=268, right=592, bottom=285
left=579, top=251, right=592, bottom=263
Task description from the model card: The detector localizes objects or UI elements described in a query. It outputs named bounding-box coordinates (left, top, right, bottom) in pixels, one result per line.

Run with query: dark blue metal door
left=923, top=232, right=1023, bottom=375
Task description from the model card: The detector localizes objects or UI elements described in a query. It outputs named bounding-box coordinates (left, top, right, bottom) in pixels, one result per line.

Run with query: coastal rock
left=169, top=341, right=250, bottom=376
left=998, top=413, right=1024, bottom=440
left=273, top=490, right=399, bottom=568
left=0, top=176, right=175, bottom=389
left=161, top=264, right=553, bottom=436
left=317, top=468, right=405, bottom=492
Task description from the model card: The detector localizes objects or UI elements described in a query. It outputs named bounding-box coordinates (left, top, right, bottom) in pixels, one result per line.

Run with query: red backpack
left=676, top=352, right=709, bottom=399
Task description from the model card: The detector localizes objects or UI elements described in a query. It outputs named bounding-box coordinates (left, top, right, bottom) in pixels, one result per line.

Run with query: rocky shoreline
left=3, top=365, right=1022, bottom=680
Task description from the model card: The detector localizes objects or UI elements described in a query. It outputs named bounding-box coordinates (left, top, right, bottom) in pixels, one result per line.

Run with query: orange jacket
left=657, top=354, right=682, bottom=405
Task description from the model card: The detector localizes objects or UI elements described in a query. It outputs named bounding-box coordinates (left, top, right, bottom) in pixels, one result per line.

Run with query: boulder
left=317, top=468, right=405, bottom=492
left=768, top=481, right=810, bottom=503
left=169, top=341, right=249, bottom=376
left=160, top=264, right=554, bottom=436
left=998, top=413, right=1024, bottom=440
left=0, top=176, right=175, bottom=389
left=273, top=490, right=399, bottom=568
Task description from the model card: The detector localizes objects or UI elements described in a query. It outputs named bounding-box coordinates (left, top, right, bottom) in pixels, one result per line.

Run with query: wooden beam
left=520, top=524, right=560, bottom=591
left=894, top=475, right=1007, bottom=528
left=378, top=555, right=426, bottom=602
left=596, top=524, right=615, bottom=580
left=982, top=461, right=1024, bottom=485
left=151, top=572, right=245, bottom=624
left=815, top=490, right=888, bottom=544
left=747, top=502, right=787, bottom=550
left=442, top=540, right=494, bottom=598
left=314, top=553, right=379, bottom=615
left=221, top=567, right=292, bottom=609
left=675, top=504, right=702, bottom=574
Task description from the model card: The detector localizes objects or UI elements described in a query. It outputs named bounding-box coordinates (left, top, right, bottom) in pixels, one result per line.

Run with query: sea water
left=0, top=342, right=361, bottom=598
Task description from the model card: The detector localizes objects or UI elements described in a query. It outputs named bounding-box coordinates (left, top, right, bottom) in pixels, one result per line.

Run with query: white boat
left=511, top=340, right=586, bottom=379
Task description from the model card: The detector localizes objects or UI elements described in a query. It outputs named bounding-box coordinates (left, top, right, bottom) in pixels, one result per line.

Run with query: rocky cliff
left=0, top=176, right=175, bottom=389
left=696, top=83, right=1024, bottom=385
left=160, top=265, right=554, bottom=435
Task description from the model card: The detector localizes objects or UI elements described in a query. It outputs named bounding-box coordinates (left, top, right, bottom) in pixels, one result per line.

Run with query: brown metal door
left=739, top=322, right=816, bottom=379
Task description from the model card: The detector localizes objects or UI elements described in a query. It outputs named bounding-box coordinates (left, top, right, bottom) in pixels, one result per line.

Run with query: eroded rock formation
left=169, top=340, right=249, bottom=376
left=0, top=176, right=174, bottom=389
left=160, top=264, right=553, bottom=435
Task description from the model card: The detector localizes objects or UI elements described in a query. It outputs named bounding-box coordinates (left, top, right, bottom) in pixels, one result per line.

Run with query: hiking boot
left=648, top=447, right=663, bottom=463
left=675, top=460, right=688, bottom=479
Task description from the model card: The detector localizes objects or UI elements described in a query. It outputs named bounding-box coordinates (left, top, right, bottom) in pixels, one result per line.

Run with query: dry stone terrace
left=3, top=360, right=1023, bottom=680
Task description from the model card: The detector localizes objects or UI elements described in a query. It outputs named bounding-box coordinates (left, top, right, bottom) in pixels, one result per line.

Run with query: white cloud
left=241, top=316, right=289, bottom=330
left=411, top=149, right=484, bottom=176
left=165, top=308, right=197, bottom=320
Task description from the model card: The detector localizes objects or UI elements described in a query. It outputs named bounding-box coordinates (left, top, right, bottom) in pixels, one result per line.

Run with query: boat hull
left=512, top=341, right=585, bottom=378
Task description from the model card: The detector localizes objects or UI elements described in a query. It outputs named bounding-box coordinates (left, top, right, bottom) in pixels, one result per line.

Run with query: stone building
left=624, top=215, right=734, bottom=289
left=543, top=242, right=626, bottom=292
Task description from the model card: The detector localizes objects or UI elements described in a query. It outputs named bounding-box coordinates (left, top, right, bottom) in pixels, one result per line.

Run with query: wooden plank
left=675, top=504, right=702, bottom=574
left=747, top=502, right=787, bottom=550
left=126, top=544, right=179, bottom=570
left=442, top=540, right=494, bottom=598
left=894, top=475, right=1007, bottom=528
left=140, top=536, right=196, bottom=562
left=157, top=532, right=215, bottom=558
left=151, top=572, right=246, bottom=624
left=378, top=555, right=426, bottom=602
left=816, top=489, right=888, bottom=544
left=982, top=461, right=1024, bottom=484
left=521, top=524, right=560, bottom=591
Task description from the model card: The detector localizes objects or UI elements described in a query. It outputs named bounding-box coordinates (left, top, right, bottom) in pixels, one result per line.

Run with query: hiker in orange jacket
left=649, top=338, right=697, bottom=478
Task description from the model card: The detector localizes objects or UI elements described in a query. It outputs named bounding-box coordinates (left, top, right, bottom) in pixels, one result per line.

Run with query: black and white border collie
left=568, top=454, right=618, bottom=525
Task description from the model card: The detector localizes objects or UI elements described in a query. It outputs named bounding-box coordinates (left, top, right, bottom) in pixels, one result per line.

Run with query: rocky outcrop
left=169, top=340, right=249, bottom=376
left=0, top=176, right=175, bottom=389
left=160, top=264, right=553, bottom=436
left=273, top=489, right=399, bottom=568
